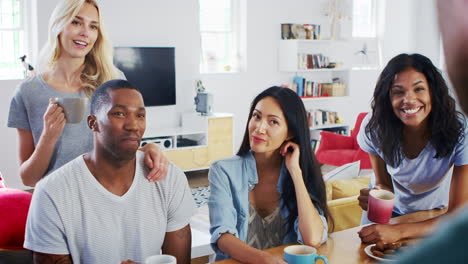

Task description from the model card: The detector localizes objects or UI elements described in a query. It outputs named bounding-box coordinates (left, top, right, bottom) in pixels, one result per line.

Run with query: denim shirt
left=208, top=151, right=328, bottom=261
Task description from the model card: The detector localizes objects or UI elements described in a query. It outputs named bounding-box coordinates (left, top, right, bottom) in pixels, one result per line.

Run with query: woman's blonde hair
left=38, top=0, right=119, bottom=97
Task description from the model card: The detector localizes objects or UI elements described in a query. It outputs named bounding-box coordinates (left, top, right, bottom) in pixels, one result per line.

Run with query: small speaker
left=194, top=92, right=213, bottom=115
left=141, top=137, right=173, bottom=150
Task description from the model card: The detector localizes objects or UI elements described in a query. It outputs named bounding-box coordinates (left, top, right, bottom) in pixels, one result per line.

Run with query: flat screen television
left=113, top=47, right=176, bottom=106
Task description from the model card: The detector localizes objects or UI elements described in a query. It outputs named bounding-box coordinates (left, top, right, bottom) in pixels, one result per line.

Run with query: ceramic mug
left=367, top=189, right=395, bottom=224
left=284, top=245, right=328, bottom=264
left=51, top=97, right=88, bottom=124
left=144, top=254, right=176, bottom=264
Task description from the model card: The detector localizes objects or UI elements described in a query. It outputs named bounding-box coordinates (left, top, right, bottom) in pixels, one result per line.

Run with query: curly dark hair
left=237, top=86, right=333, bottom=233
left=366, top=53, right=465, bottom=167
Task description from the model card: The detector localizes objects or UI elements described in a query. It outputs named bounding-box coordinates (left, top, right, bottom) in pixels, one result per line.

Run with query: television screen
left=113, top=47, right=176, bottom=106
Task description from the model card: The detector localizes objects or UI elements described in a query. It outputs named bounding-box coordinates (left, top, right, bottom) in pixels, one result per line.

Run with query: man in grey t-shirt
left=24, top=79, right=195, bottom=264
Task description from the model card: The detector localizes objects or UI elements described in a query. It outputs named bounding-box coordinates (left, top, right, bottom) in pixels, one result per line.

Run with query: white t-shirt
left=24, top=151, right=195, bottom=264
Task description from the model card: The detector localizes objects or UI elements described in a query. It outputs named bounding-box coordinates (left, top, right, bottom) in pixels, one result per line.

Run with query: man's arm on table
left=162, top=224, right=191, bottom=264
left=33, top=252, right=72, bottom=264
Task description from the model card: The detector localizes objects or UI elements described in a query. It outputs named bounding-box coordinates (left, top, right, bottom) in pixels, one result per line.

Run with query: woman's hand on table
left=255, top=252, right=287, bottom=264
left=358, top=224, right=402, bottom=244
left=140, top=143, right=170, bottom=182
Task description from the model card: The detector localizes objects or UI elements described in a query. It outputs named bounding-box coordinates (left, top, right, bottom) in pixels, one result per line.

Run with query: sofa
left=316, top=112, right=372, bottom=169
left=325, top=176, right=370, bottom=232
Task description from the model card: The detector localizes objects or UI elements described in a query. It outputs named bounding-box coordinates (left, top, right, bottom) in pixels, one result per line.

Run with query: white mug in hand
left=51, top=97, right=88, bottom=124
left=145, top=254, right=176, bottom=264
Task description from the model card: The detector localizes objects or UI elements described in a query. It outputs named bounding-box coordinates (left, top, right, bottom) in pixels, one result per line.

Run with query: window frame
left=352, top=0, right=378, bottom=39
left=0, top=0, right=35, bottom=80
left=199, top=0, right=243, bottom=74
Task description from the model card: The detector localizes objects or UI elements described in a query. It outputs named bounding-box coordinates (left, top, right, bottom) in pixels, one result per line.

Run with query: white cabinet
left=142, top=113, right=234, bottom=171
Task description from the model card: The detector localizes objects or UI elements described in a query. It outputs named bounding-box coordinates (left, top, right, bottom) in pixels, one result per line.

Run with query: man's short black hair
left=90, top=79, right=140, bottom=115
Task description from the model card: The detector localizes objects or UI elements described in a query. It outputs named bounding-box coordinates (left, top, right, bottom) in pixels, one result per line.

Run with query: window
left=352, top=0, right=377, bottom=38
left=199, top=0, right=243, bottom=73
left=0, top=0, right=28, bottom=79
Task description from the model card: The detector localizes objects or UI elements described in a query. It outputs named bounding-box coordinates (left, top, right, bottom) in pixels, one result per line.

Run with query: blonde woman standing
left=8, top=0, right=168, bottom=187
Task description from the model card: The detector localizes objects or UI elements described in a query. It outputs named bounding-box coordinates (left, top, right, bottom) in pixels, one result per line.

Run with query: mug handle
left=314, top=255, right=328, bottom=264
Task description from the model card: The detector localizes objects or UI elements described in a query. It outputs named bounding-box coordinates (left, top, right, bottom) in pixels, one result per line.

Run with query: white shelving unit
left=279, top=38, right=354, bottom=135
left=310, top=123, right=349, bottom=130
left=278, top=39, right=352, bottom=97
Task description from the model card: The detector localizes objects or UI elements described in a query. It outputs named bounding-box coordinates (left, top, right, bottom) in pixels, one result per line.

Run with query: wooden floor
left=191, top=255, right=210, bottom=264
left=187, top=169, right=209, bottom=188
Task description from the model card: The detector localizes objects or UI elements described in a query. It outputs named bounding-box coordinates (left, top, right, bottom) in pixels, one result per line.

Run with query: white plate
left=364, top=244, right=395, bottom=262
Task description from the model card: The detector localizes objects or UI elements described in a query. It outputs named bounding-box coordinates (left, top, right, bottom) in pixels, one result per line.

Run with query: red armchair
left=315, top=112, right=372, bottom=169
left=0, top=173, right=33, bottom=250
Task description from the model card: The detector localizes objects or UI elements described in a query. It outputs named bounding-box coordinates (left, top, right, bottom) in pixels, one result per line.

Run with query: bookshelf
left=278, top=31, right=355, bottom=137
left=310, top=123, right=349, bottom=130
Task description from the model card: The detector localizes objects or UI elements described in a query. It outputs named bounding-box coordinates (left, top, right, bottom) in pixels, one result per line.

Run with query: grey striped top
left=246, top=203, right=287, bottom=250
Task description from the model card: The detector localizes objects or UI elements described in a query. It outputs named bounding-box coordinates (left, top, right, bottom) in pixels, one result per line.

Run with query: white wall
left=0, top=0, right=441, bottom=189
left=0, top=80, right=22, bottom=189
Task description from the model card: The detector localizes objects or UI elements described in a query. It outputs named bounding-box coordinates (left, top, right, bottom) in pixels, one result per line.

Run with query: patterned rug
left=191, top=185, right=210, bottom=208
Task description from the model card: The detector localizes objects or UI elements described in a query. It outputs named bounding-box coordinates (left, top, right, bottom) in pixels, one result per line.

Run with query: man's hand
left=120, top=260, right=138, bottom=264
left=358, top=224, right=403, bottom=244
left=140, top=143, right=169, bottom=182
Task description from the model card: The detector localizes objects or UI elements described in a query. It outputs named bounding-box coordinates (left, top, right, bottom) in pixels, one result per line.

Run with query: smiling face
left=58, top=2, right=99, bottom=59
left=390, top=68, right=432, bottom=129
left=248, top=96, right=290, bottom=155
left=94, top=88, right=146, bottom=160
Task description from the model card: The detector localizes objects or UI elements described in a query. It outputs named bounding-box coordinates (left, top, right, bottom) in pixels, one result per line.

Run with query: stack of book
left=281, top=23, right=321, bottom=40
left=307, top=109, right=341, bottom=128
left=281, top=77, right=346, bottom=98
left=298, top=53, right=331, bottom=70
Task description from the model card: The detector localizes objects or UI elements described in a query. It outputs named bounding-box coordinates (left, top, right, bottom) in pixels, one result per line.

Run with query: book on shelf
left=298, top=53, right=333, bottom=70
left=310, top=139, right=319, bottom=152
left=307, top=109, right=342, bottom=128
left=282, top=76, right=345, bottom=98
left=293, top=76, right=305, bottom=97
left=281, top=23, right=321, bottom=40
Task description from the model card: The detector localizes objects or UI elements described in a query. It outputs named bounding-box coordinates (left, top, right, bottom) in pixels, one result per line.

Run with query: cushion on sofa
left=0, top=188, right=32, bottom=249
left=330, top=177, right=370, bottom=200
left=323, top=160, right=360, bottom=182
left=325, top=176, right=371, bottom=232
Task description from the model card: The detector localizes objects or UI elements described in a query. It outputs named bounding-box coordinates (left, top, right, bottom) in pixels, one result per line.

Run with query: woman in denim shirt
left=208, top=87, right=332, bottom=263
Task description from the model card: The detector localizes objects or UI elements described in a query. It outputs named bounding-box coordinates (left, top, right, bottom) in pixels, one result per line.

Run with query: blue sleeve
left=454, top=124, right=468, bottom=166
left=23, top=182, right=69, bottom=255
left=294, top=205, right=329, bottom=245
left=208, top=162, right=240, bottom=258
left=7, top=83, right=31, bottom=130
left=356, top=114, right=379, bottom=156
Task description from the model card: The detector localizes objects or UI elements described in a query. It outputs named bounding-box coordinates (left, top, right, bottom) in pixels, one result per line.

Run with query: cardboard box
left=321, top=83, right=346, bottom=97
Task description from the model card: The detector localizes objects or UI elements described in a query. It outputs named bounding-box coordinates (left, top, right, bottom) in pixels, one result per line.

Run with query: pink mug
left=367, top=189, right=395, bottom=224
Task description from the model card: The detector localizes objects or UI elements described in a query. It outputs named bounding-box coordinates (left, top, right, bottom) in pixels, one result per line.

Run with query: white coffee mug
left=145, top=254, right=176, bottom=264
left=51, top=97, right=88, bottom=124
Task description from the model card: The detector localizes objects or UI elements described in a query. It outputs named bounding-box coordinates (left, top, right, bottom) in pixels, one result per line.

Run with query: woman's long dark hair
left=367, top=53, right=465, bottom=167
left=237, top=86, right=333, bottom=232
